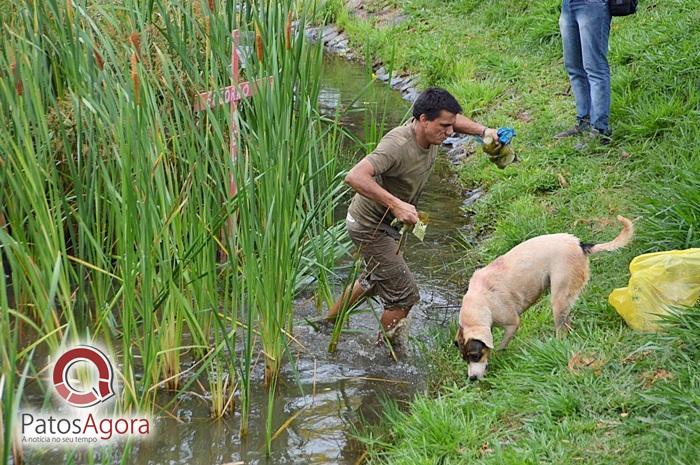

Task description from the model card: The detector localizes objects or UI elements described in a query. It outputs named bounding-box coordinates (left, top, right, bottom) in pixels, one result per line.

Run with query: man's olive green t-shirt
left=347, top=119, right=438, bottom=233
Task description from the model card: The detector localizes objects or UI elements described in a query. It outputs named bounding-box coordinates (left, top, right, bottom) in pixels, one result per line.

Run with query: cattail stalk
left=66, top=0, right=73, bottom=22
left=131, top=53, right=139, bottom=105
left=285, top=12, right=293, bottom=50
left=11, top=62, right=23, bottom=96
left=255, top=25, right=263, bottom=63
left=129, top=32, right=141, bottom=104
left=93, top=47, right=105, bottom=71
left=206, top=0, right=214, bottom=37
left=129, top=32, right=141, bottom=60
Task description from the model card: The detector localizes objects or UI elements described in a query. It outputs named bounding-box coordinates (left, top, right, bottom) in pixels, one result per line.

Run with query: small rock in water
left=304, top=27, right=320, bottom=41
left=463, top=187, right=485, bottom=207
left=402, top=90, right=419, bottom=102
left=177, top=409, right=193, bottom=423
left=327, top=33, right=345, bottom=47
left=442, top=133, right=470, bottom=147
left=374, top=66, right=390, bottom=81
left=321, top=26, right=338, bottom=40
left=447, top=146, right=467, bottom=164
left=390, top=75, right=406, bottom=88
left=399, top=76, right=418, bottom=92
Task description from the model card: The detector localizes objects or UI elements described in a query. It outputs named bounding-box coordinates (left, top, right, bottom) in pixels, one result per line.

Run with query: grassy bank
left=324, top=0, right=700, bottom=463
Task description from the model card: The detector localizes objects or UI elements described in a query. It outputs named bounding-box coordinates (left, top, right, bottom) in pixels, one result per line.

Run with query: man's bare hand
left=484, top=128, right=499, bottom=140
left=390, top=200, right=419, bottom=225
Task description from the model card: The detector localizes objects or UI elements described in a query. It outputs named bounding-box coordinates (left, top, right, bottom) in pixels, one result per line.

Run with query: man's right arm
left=345, top=159, right=419, bottom=225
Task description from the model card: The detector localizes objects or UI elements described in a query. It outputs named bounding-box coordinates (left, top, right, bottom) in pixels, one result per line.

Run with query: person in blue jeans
left=555, top=0, right=612, bottom=144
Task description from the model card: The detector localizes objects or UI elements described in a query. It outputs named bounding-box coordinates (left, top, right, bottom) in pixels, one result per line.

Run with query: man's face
left=419, top=110, right=456, bottom=145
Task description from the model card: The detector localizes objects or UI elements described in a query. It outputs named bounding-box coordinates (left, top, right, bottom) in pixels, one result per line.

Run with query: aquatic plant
left=0, top=0, right=346, bottom=458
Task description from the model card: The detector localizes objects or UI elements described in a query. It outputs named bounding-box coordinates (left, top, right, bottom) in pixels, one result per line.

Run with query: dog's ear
left=453, top=326, right=464, bottom=350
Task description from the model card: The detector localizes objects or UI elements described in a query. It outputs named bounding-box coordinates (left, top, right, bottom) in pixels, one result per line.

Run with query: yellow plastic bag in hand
left=609, top=248, right=700, bottom=331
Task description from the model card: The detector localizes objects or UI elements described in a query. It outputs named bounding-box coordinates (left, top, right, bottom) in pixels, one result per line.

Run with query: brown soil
left=345, top=0, right=406, bottom=28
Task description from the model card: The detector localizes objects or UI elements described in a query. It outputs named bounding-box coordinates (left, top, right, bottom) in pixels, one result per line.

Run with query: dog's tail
left=581, top=216, right=634, bottom=255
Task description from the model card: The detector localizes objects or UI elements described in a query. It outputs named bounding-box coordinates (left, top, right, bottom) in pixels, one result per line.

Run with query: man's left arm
left=453, top=114, right=498, bottom=140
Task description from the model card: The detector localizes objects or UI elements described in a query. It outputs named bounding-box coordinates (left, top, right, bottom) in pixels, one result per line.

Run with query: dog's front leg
left=497, top=324, right=518, bottom=351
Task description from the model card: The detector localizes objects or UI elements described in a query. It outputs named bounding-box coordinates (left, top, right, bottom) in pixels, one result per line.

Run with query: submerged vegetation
left=0, top=0, right=350, bottom=462
left=323, top=0, right=699, bottom=463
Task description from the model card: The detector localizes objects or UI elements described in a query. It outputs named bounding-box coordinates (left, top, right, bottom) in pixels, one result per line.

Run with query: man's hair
left=412, top=88, right=462, bottom=121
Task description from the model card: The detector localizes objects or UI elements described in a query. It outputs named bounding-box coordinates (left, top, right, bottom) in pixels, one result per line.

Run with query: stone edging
left=305, top=25, right=421, bottom=104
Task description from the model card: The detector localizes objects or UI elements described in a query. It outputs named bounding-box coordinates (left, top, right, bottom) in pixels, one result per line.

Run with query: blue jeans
left=559, top=0, right=611, bottom=132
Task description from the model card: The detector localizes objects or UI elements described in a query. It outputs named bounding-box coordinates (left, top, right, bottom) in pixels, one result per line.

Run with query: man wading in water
left=325, top=88, right=498, bottom=343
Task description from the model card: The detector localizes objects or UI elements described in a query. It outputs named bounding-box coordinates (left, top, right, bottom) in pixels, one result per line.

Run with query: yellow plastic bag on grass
left=609, top=248, right=700, bottom=331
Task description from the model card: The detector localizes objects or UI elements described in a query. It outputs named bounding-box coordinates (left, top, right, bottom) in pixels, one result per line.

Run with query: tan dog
left=455, top=216, right=633, bottom=380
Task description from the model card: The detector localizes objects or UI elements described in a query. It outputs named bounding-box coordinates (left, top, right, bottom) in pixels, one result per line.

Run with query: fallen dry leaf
left=516, top=110, right=533, bottom=123
left=641, top=369, right=673, bottom=388
left=479, top=441, right=493, bottom=456
left=622, top=349, right=652, bottom=364
left=558, top=173, right=568, bottom=188
left=568, top=352, right=605, bottom=375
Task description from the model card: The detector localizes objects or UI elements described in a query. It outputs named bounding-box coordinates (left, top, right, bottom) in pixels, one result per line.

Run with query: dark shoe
left=574, top=127, right=613, bottom=150
left=591, top=127, right=612, bottom=145
left=554, top=118, right=591, bottom=139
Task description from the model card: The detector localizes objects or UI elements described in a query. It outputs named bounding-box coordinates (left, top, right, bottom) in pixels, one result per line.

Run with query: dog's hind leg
left=551, top=260, right=590, bottom=336
left=553, top=298, right=575, bottom=336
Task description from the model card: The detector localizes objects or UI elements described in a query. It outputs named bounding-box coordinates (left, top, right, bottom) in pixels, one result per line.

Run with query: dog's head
left=454, top=326, right=493, bottom=381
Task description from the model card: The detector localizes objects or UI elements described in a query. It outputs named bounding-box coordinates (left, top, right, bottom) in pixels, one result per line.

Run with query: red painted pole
left=230, top=30, right=240, bottom=198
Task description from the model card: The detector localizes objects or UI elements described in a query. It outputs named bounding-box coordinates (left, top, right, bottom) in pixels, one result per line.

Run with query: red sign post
left=193, top=30, right=272, bottom=198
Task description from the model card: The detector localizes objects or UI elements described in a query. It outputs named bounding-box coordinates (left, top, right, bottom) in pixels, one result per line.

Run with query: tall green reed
left=1, top=0, right=348, bottom=458
left=227, top=1, right=348, bottom=444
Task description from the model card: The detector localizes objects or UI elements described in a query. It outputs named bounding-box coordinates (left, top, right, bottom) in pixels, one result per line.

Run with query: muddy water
left=22, top=55, right=473, bottom=465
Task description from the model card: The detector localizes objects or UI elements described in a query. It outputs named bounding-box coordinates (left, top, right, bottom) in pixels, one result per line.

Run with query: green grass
left=323, top=0, right=700, bottom=463
left=363, top=310, right=700, bottom=465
